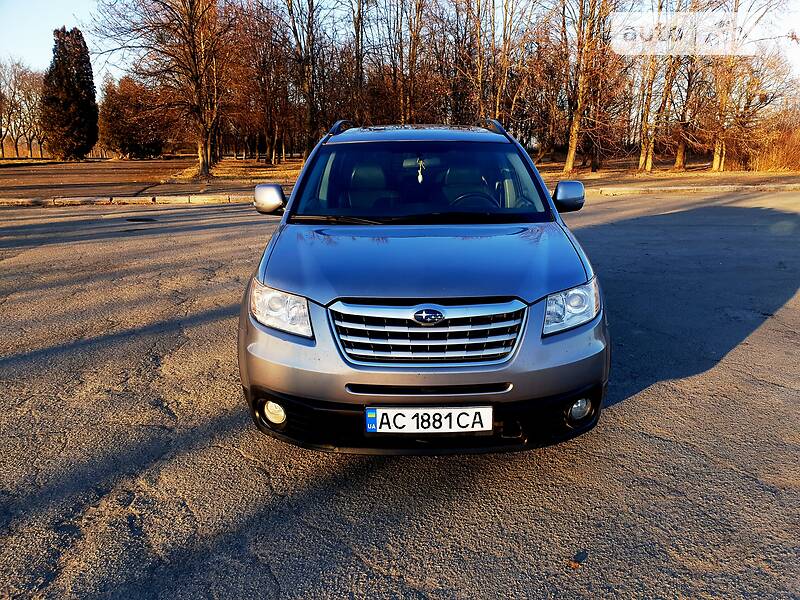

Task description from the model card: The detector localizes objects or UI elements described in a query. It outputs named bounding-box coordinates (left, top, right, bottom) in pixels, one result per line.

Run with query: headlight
left=250, top=279, right=313, bottom=338
left=543, top=278, right=600, bottom=335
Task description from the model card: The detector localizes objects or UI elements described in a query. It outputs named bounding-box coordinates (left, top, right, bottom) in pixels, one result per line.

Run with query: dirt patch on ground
left=209, top=158, right=304, bottom=184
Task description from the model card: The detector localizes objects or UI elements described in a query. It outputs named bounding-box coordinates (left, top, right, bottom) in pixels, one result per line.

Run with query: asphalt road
left=0, top=192, right=798, bottom=598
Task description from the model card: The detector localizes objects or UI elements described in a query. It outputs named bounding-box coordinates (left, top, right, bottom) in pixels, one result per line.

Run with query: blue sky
left=0, top=0, right=119, bottom=89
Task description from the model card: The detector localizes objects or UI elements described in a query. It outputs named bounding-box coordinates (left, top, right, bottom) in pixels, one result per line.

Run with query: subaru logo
left=413, top=308, right=445, bottom=325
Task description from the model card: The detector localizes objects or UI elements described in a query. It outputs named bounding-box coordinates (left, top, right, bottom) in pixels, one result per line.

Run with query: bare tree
left=17, top=70, right=44, bottom=157
left=562, top=0, right=605, bottom=173
left=95, top=0, right=236, bottom=175
left=0, top=62, right=8, bottom=158
left=285, top=0, right=324, bottom=151
left=0, top=61, right=25, bottom=158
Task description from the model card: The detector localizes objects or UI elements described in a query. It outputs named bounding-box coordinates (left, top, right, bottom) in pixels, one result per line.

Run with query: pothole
left=125, top=217, right=157, bottom=223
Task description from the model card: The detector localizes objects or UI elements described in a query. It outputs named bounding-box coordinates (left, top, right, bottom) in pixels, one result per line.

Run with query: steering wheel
left=451, top=191, right=500, bottom=209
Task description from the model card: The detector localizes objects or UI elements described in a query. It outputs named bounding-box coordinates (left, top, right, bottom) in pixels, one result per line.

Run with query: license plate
left=365, top=406, right=493, bottom=434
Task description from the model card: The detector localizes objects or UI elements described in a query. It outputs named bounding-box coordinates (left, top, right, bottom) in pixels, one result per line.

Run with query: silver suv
left=238, top=120, right=610, bottom=454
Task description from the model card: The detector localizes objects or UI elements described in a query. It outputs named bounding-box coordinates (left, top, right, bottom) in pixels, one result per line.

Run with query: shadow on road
left=0, top=302, right=243, bottom=540
left=0, top=304, right=239, bottom=374
left=0, top=204, right=271, bottom=252
left=570, top=203, right=799, bottom=405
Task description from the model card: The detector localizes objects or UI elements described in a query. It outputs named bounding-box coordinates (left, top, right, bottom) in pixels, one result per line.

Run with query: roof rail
left=474, top=118, right=511, bottom=140
left=327, top=120, right=354, bottom=136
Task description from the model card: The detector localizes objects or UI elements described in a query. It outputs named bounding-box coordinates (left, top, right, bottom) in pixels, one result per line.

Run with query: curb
left=593, top=183, right=800, bottom=196
left=0, top=194, right=254, bottom=207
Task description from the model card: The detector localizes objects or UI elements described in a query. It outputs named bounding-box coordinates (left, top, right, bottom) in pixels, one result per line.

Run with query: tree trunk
left=271, top=127, right=278, bottom=165
left=711, top=137, right=724, bottom=171
left=638, top=109, right=653, bottom=169
left=197, top=140, right=209, bottom=177
left=563, top=113, right=581, bottom=173
left=13, top=138, right=21, bottom=158
left=264, top=130, right=272, bottom=164
left=638, top=55, right=660, bottom=171
left=205, top=131, right=213, bottom=173
left=562, top=0, right=599, bottom=174
left=645, top=143, right=654, bottom=172
left=303, top=66, right=316, bottom=155
left=535, top=141, right=552, bottom=163
left=644, top=58, right=679, bottom=173
left=674, top=137, right=686, bottom=170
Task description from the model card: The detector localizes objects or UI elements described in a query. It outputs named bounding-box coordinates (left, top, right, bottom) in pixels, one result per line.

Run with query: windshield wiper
left=289, top=214, right=385, bottom=225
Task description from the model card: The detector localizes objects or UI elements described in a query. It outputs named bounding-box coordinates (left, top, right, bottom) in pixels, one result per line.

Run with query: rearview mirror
left=553, top=180, right=585, bottom=213
left=254, top=184, right=286, bottom=214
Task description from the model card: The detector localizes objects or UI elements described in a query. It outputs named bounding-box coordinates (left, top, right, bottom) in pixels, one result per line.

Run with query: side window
left=296, top=150, right=336, bottom=212
left=505, top=151, right=544, bottom=211
left=318, top=151, right=336, bottom=205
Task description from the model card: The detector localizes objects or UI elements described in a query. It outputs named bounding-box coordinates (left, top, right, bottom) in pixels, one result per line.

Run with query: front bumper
left=245, top=383, right=605, bottom=454
left=238, top=291, right=611, bottom=454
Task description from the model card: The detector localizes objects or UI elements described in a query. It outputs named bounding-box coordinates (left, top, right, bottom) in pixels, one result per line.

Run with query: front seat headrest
left=351, top=164, right=386, bottom=189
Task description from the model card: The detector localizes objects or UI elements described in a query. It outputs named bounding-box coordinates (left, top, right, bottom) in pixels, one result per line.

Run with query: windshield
left=290, top=141, right=551, bottom=224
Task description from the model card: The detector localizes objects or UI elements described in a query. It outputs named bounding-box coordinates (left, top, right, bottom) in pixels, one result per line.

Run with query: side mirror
left=254, top=184, right=286, bottom=214
left=553, top=180, right=585, bottom=213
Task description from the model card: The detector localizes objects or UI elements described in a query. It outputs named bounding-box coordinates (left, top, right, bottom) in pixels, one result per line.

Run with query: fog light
left=263, top=400, right=286, bottom=425
left=569, top=398, right=591, bottom=421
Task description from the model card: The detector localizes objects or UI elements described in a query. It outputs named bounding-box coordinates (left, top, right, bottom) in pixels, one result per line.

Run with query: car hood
left=262, top=223, right=587, bottom=305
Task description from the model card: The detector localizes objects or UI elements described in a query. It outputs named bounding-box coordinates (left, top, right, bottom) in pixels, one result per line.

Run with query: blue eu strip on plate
left=365, top=408, right=378, bottom=432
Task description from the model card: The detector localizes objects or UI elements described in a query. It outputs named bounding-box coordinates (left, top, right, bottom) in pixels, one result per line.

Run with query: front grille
left=329, top=299, right=526, bottom=364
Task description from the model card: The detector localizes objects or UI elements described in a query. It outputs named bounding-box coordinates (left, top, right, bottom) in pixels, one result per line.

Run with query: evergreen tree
left=40, top=27, right=98, bottom=159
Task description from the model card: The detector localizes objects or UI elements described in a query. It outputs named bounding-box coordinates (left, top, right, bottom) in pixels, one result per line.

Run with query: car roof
left=325, top=125, right=510, bottom=145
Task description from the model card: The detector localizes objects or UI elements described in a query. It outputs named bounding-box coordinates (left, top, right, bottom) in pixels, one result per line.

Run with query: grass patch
left=164, top=157, right=303, bottom=184
left=211, top=157, right=304, bottom=183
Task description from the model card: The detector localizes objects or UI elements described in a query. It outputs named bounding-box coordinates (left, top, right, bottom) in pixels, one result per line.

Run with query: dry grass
left=211, top=157, right=304, bottom=183
left=168, top=163, right=202, bottom=182
left=166, top=157, right=304, bottom=185
left=751, top=130, right=800, bottom=171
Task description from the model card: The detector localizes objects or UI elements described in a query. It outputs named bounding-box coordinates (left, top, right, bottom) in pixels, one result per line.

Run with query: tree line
left=0, top=62, right=47, bottom=158
left=2, top=0, right=798, bottom=173
left=1, top=27, right=98, bottom=160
